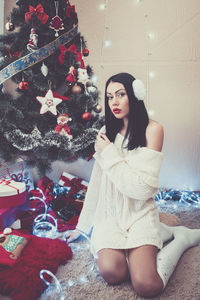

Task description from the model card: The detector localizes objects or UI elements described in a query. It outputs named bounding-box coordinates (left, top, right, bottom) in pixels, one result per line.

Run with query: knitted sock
left=160, top=223, right=174, bottom=243
left=157, top=226, right=200, bottom=288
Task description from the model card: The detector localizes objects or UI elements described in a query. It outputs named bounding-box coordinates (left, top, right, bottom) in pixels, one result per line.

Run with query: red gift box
left=59, top=172, right=88, bottom=196
left=0, top=179, right=26, bottom=209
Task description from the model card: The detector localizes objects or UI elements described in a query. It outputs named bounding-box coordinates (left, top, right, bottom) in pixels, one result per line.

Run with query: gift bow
left=25, top=4, right=49, bottom=24
left=59, top=44, right=85, bottom=68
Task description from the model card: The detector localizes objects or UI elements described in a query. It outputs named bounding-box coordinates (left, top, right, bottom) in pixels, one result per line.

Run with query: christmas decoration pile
left=0, top=0, right=104, bottom=173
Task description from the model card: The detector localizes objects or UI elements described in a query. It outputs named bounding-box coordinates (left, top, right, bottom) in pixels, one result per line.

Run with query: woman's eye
left=117, top=93, right=125, bottom=98
left=107, top=96, right=113, bottom=101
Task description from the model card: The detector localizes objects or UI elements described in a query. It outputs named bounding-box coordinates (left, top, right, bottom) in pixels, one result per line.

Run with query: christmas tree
left=0, top=0, right=104, bottom=174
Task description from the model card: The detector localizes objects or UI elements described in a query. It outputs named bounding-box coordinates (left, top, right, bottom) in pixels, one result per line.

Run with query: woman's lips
left=113, top=108, right=121, bottom=114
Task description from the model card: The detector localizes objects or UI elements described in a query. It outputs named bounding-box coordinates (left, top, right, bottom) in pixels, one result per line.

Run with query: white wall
left=75, top=0, right=200, bottom=191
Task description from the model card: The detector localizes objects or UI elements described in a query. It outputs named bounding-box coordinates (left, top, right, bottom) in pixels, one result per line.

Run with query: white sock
left=160, top=223, right=174, bottom=243
left=157, top=226, right=200, bottom=288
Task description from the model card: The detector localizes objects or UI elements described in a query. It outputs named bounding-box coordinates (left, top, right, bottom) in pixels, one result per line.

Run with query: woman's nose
left=112, top=96, right=119, bottom=105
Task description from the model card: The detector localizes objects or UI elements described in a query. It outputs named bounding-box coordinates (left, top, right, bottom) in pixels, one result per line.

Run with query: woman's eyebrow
left=106, top=89, right=126, bottom=95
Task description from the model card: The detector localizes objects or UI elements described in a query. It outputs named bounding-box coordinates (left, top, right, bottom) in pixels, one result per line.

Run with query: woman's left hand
left=95, top=132, right=111, bottom=153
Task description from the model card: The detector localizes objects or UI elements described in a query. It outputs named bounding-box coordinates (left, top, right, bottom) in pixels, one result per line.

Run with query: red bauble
left=82, top=112, right=92, bottom=120
left=82, top=48, right=89, bottom=57
left=19, top=81, right=29, bottom=90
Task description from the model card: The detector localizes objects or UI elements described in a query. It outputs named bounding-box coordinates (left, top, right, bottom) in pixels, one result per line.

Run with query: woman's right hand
left=65, top=230, right=81, bottom=243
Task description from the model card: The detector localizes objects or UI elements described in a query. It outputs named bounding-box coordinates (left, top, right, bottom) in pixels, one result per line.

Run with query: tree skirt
left=0, top=231, right=72, bottom=300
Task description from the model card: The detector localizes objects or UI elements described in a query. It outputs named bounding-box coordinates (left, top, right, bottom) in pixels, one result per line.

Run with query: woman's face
left=106, top=82, right=129, bottom=120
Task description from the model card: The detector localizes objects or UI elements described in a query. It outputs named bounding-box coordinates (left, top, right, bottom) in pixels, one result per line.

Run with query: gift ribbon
left=0, top=25, right=78, bottom=85
left=0, top=179, right=20, bottom=194
left=25, top=4, right=49, bottom=24
left=6, top=163, right=24, bottom=182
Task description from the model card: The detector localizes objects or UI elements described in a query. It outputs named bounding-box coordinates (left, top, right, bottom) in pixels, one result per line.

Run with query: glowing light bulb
left=99, top=3, right=106, bottom=10
left=148, top=109, right=155, bottom=117
left=103, top=40, right=112, bottom=47
left=149, top=71, right=155, bottom=78
left=91, top=74, right=98, bottom=83
left=148, top=32, right=155, bottom=40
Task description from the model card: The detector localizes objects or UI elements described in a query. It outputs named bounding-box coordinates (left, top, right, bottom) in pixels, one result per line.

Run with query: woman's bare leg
left=128, top=245, right=163, bottom=298
left=97, top=248, right=129, bottom=285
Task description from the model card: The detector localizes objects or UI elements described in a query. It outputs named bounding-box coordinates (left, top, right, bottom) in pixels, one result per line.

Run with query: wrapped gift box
left=0, top=179, right=26, bottom=209
left=0, top=159, right=34, bottom=192
left=59, top=172, right=88, bottom=193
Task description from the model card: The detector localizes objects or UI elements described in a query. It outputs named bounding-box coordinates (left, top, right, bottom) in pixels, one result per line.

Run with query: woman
left=66, top=72, right=200, bottom=297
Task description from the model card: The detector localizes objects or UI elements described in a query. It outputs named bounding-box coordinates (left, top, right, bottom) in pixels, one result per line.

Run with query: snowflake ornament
left=36, top=89, right=62, bottom=115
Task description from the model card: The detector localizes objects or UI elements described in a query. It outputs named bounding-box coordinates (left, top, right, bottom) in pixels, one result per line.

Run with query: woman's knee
left=97, top=249, right=128, bottom=284
left=130, top=271, right=163, bottom=297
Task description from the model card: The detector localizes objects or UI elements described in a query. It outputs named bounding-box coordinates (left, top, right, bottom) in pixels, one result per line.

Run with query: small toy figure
left=27, top=28, right=38, bottom=52
left=55, top=113, right=72, bottom=139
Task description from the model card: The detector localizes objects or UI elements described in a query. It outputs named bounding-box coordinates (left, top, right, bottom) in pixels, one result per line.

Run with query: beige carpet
left=1, top=202, right=200, bottom=300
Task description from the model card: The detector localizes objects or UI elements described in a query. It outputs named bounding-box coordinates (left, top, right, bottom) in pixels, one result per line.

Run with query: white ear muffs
left=132, top=79, right=146, bottom=101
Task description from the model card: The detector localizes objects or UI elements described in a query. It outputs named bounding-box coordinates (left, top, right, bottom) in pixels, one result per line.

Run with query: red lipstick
left=113, top=108, right=121, bottom=114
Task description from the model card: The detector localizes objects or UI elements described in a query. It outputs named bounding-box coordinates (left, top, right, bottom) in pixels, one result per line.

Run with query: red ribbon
left=0, top=179, right=19, bottom=194
left=58, top=44, right=85, bottom=68
left=25, top=4, right=49, bottom=24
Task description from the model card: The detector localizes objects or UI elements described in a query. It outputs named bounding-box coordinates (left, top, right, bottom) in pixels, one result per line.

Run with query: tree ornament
left=5, top=21, right=15, bottom=32
left=82, top=112, right=92, bottom=121
left=66, top=0, right=76, bottom=18
left=41, top=62, right=48, bottom=77
left=27, top=28, right=38, bottom=52
left=77, top=68, right=89, bottom=85
left=93, top=104, right=102, bottom=113
left=86, top=82, right=97, bottom=94
left=82, top=48, right=89, bottom=57
left=66, top=73, right=76, bottom=83
left=49, top=1, right=64, bottom=37
left=19, top=80, right=29, bottom=91
left=25, top=4, right=49, bottom=24
left=36, top=89, right=63, bottom=115
left=55, top=113, right=72, bottom=139
left=66, top=66, right=76, bottom=83
left=71, top=83, right=84, bottom=94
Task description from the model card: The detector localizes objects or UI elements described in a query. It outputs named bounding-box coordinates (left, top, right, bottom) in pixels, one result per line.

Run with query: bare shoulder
left=145, top=120, right=164, bottom=152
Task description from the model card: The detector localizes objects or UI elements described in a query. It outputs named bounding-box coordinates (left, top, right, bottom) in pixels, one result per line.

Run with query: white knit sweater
left=76, top=130, right=163, bottom=252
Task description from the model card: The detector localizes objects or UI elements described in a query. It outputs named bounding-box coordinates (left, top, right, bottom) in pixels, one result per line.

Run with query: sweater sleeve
left=76, top=160, right=102, bottom=234
left=94, top=143, right=163, bottom=201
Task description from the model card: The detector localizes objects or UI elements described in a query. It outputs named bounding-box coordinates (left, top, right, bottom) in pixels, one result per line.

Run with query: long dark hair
left=105, top=72, right=149, bottom=150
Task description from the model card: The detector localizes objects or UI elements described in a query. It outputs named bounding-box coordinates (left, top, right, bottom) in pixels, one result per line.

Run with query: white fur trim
left=132, top=79, right=146, bottom=101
